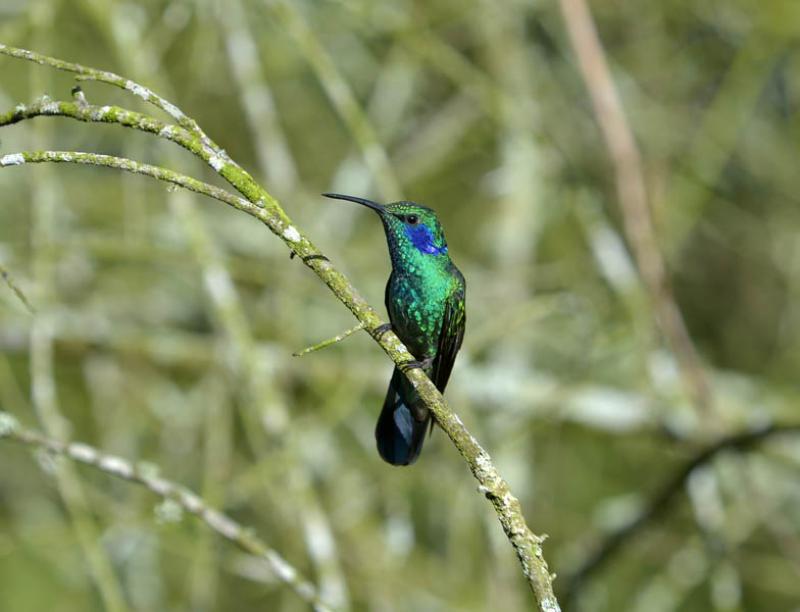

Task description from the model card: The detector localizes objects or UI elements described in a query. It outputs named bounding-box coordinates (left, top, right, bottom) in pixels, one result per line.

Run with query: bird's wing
left=432, top=284, right=466, bottom=392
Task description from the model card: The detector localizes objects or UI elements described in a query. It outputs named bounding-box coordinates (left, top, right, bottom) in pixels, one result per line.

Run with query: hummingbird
left=323, top=193, right=466, bottom=466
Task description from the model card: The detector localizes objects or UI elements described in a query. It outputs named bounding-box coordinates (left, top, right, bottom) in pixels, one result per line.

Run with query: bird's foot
left=372, top=322, right=393, bottom=341
left=289, top=251, right=330, bottom=264
left=399, top=357, right=434, bottom=373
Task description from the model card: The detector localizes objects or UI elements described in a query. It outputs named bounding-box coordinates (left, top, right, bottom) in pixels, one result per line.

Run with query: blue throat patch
left=405, top=224, right=448, bottom=255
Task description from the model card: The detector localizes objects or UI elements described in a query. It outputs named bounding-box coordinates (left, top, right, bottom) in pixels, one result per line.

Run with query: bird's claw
left=372, top=323, right=393, bottom=340
left=399, top=357, right=434, bottom=373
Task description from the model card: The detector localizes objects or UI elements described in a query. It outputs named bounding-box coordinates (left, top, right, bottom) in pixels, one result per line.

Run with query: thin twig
left=219, top=0, right=298, bottom=194
left=0, top=261, right=35, bottom=314
left=562, top=423, right=800, bottom=605
left=0, top=43, right=225, bottom=159
left=293, top=322, right=366, bottom=357
left=0, top=150, right=260, bottom=216
left=24, top=30, right=130, bottom=610
left=0, top=96, right=229, bottom=176
left=0, top=411, right=334, bottom=612
left=558, top=0, right=712, bottom=415
left=0, top=47, right=561, bottom=610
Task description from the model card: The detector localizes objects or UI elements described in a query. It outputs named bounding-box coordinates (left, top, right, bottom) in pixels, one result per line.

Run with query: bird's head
left=323, top=193, right=448, bottom=257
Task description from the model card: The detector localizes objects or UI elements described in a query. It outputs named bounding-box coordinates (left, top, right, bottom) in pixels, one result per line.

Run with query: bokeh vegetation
left=2, top=0, right=800, bottom=610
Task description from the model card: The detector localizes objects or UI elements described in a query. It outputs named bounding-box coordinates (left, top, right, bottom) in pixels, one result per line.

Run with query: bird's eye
left=407, top=214, right=419, bottom=225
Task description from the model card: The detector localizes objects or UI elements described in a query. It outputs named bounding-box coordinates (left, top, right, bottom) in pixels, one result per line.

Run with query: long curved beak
left=322, top=192, right=386, bottom=214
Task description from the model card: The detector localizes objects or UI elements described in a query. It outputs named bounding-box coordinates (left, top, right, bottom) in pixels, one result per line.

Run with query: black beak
left=322, top=192, right=386, bottom=214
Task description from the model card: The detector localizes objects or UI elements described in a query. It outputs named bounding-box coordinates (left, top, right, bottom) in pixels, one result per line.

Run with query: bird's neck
left=385, top=225, right=451, bottom=276
left=388, top=245, right=452, bottom=279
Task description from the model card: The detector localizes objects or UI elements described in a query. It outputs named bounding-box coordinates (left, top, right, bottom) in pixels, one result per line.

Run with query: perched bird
left=323, top=193, right=466, bottom=466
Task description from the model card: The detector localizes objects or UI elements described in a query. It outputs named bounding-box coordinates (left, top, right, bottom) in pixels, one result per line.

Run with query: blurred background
left=2, top=0, right=800, bottom=610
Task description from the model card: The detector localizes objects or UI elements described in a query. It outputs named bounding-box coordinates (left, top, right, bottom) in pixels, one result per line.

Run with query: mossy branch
left=0, top=44, right=560, bottom=611
left=0, top=412, right=333, bottom=612
left=0, top=44, right=225, bottom=157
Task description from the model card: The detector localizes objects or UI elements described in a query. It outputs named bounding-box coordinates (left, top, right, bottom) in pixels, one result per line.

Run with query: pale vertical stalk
left=190, top=376, right=232, bottom=611
left=80, top=0, right=288, bottom=445
left=558, top=0, right=712, bottom=416
left=181, top=6, right=351, bottom=600
left=477, top=0, right=544, bottom=274
left=169, top=193, right=283, bottom=448
left=171, top=192, right=352, bottom=609
left=219, top=0, right=298, bottom=197
left=574, top=192, right=656, bottom=386
left=268, top=0, right=402, bottom=201
left=26, top=3, right=129, bottom=611
left=476, top=5, right=545, bottom=605
left=71, top=3, right=245, bottom=606
left=73, top=4, right=291, bottom=601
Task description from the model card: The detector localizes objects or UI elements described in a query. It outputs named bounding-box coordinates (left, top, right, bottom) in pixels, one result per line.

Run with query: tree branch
left=0, top=45, right=560, bottom=611
left=293, top=322, right=366, bottom=357
left=0, top=411, right=334, bottom=612
left=0, top=150, right=260, bottom=217
left=0, top=43, right=225, bottom=158
left=562, top=423, right=800, bottom=604
left=0, top=95, right=230, bottom=175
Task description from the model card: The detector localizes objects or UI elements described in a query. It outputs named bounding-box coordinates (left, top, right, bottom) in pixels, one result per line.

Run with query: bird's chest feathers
left=388, top=264, right=452, bottom=357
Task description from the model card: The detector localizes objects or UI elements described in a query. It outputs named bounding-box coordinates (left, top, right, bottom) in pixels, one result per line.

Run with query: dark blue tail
left=375, top=368, right=430, bottom=465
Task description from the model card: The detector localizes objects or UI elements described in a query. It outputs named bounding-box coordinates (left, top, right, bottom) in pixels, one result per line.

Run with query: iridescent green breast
left=386, top=259, right=463, bottom=359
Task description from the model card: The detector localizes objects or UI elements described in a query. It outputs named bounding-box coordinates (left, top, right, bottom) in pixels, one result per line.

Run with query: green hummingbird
left=323, top=193, right=466, bottom=466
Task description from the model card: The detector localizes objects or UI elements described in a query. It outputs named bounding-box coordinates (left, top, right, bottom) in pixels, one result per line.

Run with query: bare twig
left=0, top=150, right=259, bottom=215
left=0, top=44, right=225, bottom=159
left=0, top=96, right=231, bottom=175
left=562, top=423, right=800, bottom=605
left=293, top=322, right=366, bottom=357
left=558, top=0, right=711, bottom=415
left=219, top=0, right=298, bottom=194
left=0, top=412, right=334, bottom=612
left=0, top=46, right=560, bottom=611
left=0, top=261, right=35, bottom=314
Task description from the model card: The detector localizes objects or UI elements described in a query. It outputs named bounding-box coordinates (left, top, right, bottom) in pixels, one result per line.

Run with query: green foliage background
left=2, top=0, right=800, bottom=610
